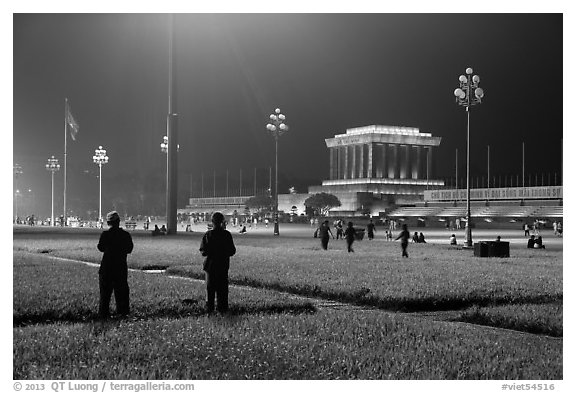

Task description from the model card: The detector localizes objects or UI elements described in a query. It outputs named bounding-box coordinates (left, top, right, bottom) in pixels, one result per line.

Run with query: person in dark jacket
left=200, top=212, right=236, bottom=313
left=318, top=220, right=335, bottom=250
left=344, top=221, right=356, bottom=252
left=366, top=220, right=376, bottom=240
left=97, top=211, right=134, bottom=318
left=395, top=224, right=410, bottom=258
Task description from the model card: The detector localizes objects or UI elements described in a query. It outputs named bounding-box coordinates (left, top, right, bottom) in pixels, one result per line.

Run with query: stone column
left=358, top=144, right=364, bottom=178
left=414, top=146, right=422, bottom=180
left=348, top=145, right=355, bottom=179
left=400, top=145, right=410, bottom=179
left=426, top=147, right=432, bottom=183
left=387, top=144, right=397, bottom=179
left=374, top=144, right=382, bottom=178
left=428, top=147, right=434, bottom=180
left=381, top=144, right=388, bottom=179
left=343, top=146, right=349, bottom=180
left=339, top=146, right=346, bottom=180
left=329, top=147, right=335, bottom=180
left=367, top=143, right=374, bottom=178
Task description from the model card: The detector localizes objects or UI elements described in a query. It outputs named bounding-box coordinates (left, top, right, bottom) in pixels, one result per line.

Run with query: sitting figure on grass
left=418, top=232, right=426, bottom=243
left=200, top=212, right=236, bottom=314
left=527, top=235, right=536, bottom=248
left=534, top=235, right=546, bottom=249
left=151, top=224, right=162, bottom=236
left=449, top=234, right=457, bottom=245
left=412, top=232, right=419, bottom=243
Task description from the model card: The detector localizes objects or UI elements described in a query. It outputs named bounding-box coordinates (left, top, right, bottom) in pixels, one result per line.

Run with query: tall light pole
left=166, top=14, right=179, bottom=235
left=45, top=156, right=60, bottom=227
left=161, top=135, right=179, bottom=222
left=92, top=146, right=109, bottom=225
left=266, top=108, right=289, bottom=236
left=454, top=67, right=484, bottom=248
left=13, top=164, right=23, bottom=223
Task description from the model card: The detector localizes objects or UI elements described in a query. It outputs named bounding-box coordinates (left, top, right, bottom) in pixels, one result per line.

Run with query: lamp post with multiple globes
left=266, top=108, right=289, bottom=236
left=45, top=156, right=60, bottom=227
left=92, top=146, right=109, bottom=225
left=454, top=67, right=484, bottom=248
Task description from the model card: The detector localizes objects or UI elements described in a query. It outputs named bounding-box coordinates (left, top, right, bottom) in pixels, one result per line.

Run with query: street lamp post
left=266, top=108, right=289, bottom=236
left=454, top=67, right=484, bottom=248
left=13, top=164, right=23, bottom=223
left=45, top=156, right=60, bottom=227
left=92, top=146, right=109, bottom=226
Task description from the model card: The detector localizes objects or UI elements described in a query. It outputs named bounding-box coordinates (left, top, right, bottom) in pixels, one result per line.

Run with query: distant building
left=182, top=124, right=445, bottom=218
left=306, top=125, right=444, bottom=215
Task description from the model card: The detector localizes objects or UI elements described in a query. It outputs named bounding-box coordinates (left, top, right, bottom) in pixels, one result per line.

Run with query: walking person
left=366, top=219, right=376, bottom=240
left=524, top=223, right=530, bottom=237
left=97, top=211, right=134, bottom=318
left=199, top=212, right=236, bottom=313
left=553, top=221, right=558, bottom=236
left=344, top=221, right=356, bottom=252
left=335, top=220, right=344, bottom=240
left=318, top=220, right=335, bottom=250
left=395, top=224, right=410, bottom=258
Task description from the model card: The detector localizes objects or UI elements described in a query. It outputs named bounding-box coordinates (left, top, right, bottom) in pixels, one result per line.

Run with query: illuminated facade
left=308, top=125, right=444, bottom=214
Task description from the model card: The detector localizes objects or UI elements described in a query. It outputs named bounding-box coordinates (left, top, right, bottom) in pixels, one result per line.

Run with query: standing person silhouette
left=318, top=220, right=335, bottom=250
left=395, top=224, right=410, bottom=258
left=97, top=211, right=134, bottom=318
left=200, top=212, right=236, bottom=313
left=366, top=219, right=376, bottom=240
left=344, top=221, right=356, bottom=252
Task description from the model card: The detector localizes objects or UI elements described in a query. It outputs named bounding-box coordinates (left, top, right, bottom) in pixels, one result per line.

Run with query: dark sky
left=13, top=13, right=563, bottom=217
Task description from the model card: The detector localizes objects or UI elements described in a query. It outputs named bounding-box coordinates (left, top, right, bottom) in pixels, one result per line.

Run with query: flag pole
left=64, top=98, right=68, bottom=226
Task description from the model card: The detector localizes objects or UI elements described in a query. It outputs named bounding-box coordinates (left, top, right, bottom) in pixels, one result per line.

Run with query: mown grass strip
left=14, top=310, right=562, bottom=380
left=13, top=251, right=563, bottom=380
left=452, top=304, right=563, bottom=337
left=14, top=230, right=563, bottom=336
left=13, top=252, right=315, bottom=327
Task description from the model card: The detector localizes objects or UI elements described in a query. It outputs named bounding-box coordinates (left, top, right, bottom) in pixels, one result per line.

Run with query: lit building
left=183, top=124, right=445, bottom=218
left=304, top=125, right=444, bottom=215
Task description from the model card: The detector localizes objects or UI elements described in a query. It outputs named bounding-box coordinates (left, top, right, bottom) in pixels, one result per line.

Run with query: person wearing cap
left=199, top=212, right=236, bottom=313
left=97, top=210, right=134, bottom=318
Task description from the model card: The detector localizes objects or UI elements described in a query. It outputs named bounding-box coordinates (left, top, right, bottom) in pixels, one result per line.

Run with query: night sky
left=12, top=13, right=564, bottom=218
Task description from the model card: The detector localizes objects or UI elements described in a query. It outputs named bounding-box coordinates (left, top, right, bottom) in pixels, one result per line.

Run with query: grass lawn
left=13, top=252, right=562, bottom=380
left=13, top=227, right=562, bottom=335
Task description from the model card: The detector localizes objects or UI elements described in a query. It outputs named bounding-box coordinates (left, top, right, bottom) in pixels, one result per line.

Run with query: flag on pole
left=66, top=101, right=80, bottom=141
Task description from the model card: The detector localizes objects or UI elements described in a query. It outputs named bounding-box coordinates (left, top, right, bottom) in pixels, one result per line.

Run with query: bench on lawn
left=125, top=221, right=137, bottom=230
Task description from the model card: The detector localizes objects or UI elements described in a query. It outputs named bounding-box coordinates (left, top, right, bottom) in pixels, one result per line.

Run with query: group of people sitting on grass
left=151, top=224, right=167, bottom=236
left=527, top=234, right=546, bottom=249
left=411, top=231, right=426, bottom=243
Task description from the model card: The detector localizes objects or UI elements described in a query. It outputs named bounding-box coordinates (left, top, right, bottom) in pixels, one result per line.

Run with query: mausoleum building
left=306, top=125, right=444, bottom=215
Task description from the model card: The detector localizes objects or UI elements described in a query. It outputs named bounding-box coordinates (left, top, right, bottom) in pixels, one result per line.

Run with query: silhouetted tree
left=245, top=195, right=273, bottom=214
left=304, top=193, right=341, bottom=216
